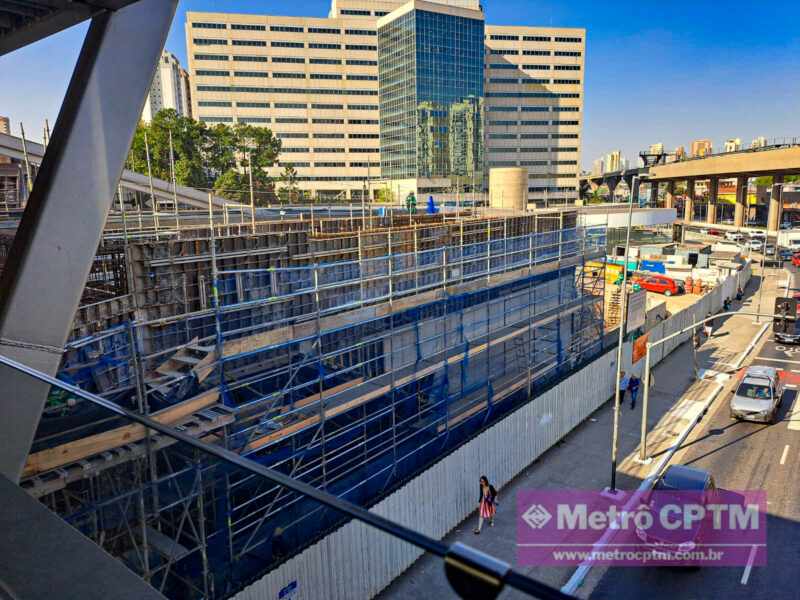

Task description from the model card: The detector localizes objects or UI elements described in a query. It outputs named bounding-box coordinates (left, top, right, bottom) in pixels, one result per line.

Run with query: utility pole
left=247, top=150, right=256, bottom=233
left=610, top=175, right=639, bottom=492
left=18, top=122, right=33, bottom=194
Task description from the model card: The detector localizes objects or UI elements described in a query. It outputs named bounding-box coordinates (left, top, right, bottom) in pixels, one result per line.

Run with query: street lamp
left=610, top=173, right=647, bottom=492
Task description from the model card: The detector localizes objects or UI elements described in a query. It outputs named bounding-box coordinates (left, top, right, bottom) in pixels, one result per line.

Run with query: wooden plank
left=23, top=389, right=220, bottom=478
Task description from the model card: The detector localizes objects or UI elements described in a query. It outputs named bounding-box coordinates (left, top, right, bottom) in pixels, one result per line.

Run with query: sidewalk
left=377, top=268, right=779, bottom=599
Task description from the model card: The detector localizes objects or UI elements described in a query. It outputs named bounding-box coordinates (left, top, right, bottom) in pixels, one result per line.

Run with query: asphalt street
left=590, top=263, right=800, bottom=600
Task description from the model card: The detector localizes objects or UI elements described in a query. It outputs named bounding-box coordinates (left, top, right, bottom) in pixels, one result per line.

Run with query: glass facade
left=378, top=7, right=484, bottom=183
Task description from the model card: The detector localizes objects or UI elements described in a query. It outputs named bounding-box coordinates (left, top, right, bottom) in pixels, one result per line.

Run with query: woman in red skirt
left=474, top=475, right=498, bottom=534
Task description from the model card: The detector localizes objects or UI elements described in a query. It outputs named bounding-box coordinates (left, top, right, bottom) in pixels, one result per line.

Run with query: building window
left=489, top=78, right=519, bottom=84
left=281, top=147, right=309, bottom=152
left=520, top=120, right=548, bottom=125
left=237, top=101, right=270, bottom=108
left=553, top=147, right=578, bottom=152
left=348, top=104, right=378, bottom=110
left=349, top=133, right=379, bottom=138
left=487, top=92, right=580, bottom=98
left=347, top=74, right=378, bottom=80
left=348, top=119, right=378, bottom=124
left=488, top=106, right=517, bottom=112
left=315, top=162, right=347, bottom=167
left=375, top=11, right=388, bottom=16
left=195, top=54, right=228, bottom=61
left=199, top=116, right=233, bottom=122
left=314, top=147, right=346, bottom=152
left=198, top=100, right=232, bottom=107
left=489, top=133, right=518, bottom=139
left=313, top=118, right=344, bottom=124
left=489, top=49, right=518, bottom=55
left=271, top=25, right=303, bottom=32
left=521, top=133, right=548, bottom=139
left=523, top=49, right=550, bottom=56
left=346, top=44, right=377, bottom=51
left=341, top=9, right=370, bottom=15
left=555, top=51, right=581, bottom=57
left=233, top=40, right=267, bottom=47
left=196, top=69, right=229, bottom=76
left=233, top=55, right=268, bottom=62
left=349, top=161, right=380, bottom=168
left=519, top=147, right=548, bottom=152
left=234, top=71, right=268, bottom=77
left=309, top=42, right=341, bottom=49
left=552, top=106, right=580, bottom=112
left=551, top=120, right=580, bottom=125
left=194, top=38, right=228, bottom=45
left=272, top=41, right=304, bottom=48
left=310, top=58, right=341, bottom=64
left=554, top=65, right=581, bottom=71
left=552, top=160, right=578, bottom=165
left=345, top=29, right=376, bottom=36
left=520, top=160, right=547, bottom=166
left=274, top=102, right=306, bottom=108
left=487, top=63, right=518, bottom=70
left=231, top=24, right=265, bottom=31
left=555, top=37, right=582, bottom=43
left=523, top=64, right=550, bottom=70
left=239, top=117, right=271, bottom=123
left=524, top=78, right=550, bottom=84
left=553, top=79, right=581, bottom=84
left=192, top=22, right=226, bottom=29
left=489, top=120, right=518, bottom=125
left=279, top=162, right=310, bottom=167
left=276, top=117, right=308, bottom=123
left=523, top=35, right=551, bottom=42
left=273, top=72, right=305, bottom=78
left=551, top=133, right=579, bottom=138
left=349, top=147, right=378, bottom=153
left=346, top=59, right=377, bottom=66
left=314, top=133, right=345, bottom=138
left=276, top=132, right=309, bottom=138
left=489, top=160, right=519, bottom=166
left=489, top=34, right=519, bottom=41
left=272, top=56, right=305, bottom=63
left=308, top=27, right=341, bottom=34
left=310, top=73, right=343, bottom=79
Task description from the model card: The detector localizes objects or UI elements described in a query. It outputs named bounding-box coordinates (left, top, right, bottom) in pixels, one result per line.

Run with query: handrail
left=1, top=352, right=573, bottom=600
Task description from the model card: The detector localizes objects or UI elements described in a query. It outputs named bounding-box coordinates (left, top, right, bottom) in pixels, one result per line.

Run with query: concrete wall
left=231, top=265, right=750, bottom=600
left=650, top=146, right=800, bottom=180
left=489, top=167, right=527, bottom=211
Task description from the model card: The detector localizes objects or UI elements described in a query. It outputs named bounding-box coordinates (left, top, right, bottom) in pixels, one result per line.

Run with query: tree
left=278, top=165, right=300, bottom=203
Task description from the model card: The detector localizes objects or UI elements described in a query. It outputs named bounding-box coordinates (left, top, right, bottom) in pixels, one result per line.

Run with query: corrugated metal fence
left=233, top=264, right=752, bottom=600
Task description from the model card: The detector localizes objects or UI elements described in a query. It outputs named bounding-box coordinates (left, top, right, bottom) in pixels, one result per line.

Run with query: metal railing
left=3, top=351, right=573, bottom=600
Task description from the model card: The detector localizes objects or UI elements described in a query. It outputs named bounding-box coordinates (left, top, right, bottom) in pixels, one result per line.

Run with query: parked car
left=779, top=247, right=794, bottom=261
left=764, top=243, right=776, bottom=256
left=746, top=239, right=764, bottom=251
left=788, top=239, right=800, bottom=251
left=730, top=365, right=783, bottom=423
left=634, top=274, right=684, bottom=296
left=724, top=231, right=744, bottom=242
left=707, top=228, right=723, bottom=237
left=635, top=464, right=716, bottom=552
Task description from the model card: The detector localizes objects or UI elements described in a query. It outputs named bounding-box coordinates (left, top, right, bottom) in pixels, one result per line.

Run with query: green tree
left=278, top=165, right=300, bottom=202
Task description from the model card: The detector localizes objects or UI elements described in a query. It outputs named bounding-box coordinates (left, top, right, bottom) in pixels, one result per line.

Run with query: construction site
left=6, top=177, right=607, bottom=598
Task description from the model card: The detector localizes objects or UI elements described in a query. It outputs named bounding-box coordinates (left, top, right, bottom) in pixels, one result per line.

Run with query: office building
left=691, top=139, right=712, bottom=158
left=724, top=137, right=741, bottom=153
left=186, top=0, right=585, bottom=204
left=142, top=51, right=192, bottom=122
left=751, top=136, right=767, bottom=149
left=648, top=142, right=664, bottom=155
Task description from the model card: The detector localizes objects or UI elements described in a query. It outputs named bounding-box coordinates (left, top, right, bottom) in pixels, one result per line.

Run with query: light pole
left=638, top=310, right=774, bottom=461
left=610, top=173, right=645, bottom=492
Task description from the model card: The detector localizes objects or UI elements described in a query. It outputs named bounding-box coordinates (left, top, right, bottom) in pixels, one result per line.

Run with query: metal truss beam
left=0, top=0, right=178, bottom=481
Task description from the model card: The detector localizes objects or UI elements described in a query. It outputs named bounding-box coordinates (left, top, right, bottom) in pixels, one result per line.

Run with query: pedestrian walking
left=618, top=370, right=630, bottom=406
left=628, top=374, right=640, bottom=410
left=703, top=313, right=713, bottom=338
left=736, top=287, right=743, bottom=301
left=474, top=475, right=498, bottom=534
left=693, top=328, right=702, bottom=348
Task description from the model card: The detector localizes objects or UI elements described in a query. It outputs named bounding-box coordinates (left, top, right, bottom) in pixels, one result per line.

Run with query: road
left=590, top=264, right=800, bottom=599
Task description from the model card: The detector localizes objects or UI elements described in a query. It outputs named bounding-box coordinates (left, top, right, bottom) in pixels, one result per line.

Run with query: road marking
left=788, top=393, right=800, bottom=431
left=741, top=545, right=758, bottom=585
left=755, top=357, right=800, bottom=365
left=780, top=445, right=790, bottom=465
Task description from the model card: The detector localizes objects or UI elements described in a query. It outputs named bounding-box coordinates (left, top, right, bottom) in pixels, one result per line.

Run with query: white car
left=747, top=239, right=764, bottom=251
left=724, top=232, right=743, bottom=242
left=730, top=366, right=783, bottom=423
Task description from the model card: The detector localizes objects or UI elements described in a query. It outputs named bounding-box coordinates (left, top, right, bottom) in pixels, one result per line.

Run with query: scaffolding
left=21, top=205, right=607, bottom=598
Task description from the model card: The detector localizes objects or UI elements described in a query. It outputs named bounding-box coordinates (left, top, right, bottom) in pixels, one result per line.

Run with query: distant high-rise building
left=0, top=115, right=10, bottom=135
left=603, top=150, right=621, bottom=173
left=648, top=142, right=664, bottom=155
left=751, top=136, right=767, bottom=149
left=690, top=139, right=712, bottom=158
left=674, top=145, right=685, bottom=160
left=724, top=138, right=741, bottom=153
left=592, top=158, right=603, bottom=175
left=142, top=51, right=192, bottom=122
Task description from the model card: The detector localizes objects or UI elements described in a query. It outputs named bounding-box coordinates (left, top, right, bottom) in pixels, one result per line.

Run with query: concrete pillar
left=631, top=178, right=641, bottom=205
left=768, top=174, right=784, bottom=233
left=649, top=182, right=659, bottom=207
left=664, top=181, right=675, bottom=209
left=685, top=180, right=695, bottom=222
left=606, top=177, right=619, bottom=199
left=707, top=177, right=718, bottom=225
left=734, top=176, right=748, bottom=228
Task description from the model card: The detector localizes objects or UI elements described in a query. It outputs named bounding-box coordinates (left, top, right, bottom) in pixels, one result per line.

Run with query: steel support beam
left=0, top=0, right=178, bottom=482
left=685, top=180, right=695, bottom=222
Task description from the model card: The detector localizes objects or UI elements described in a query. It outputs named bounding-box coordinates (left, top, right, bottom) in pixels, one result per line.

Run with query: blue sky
left=1, top=0, right=798, bottom=169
